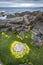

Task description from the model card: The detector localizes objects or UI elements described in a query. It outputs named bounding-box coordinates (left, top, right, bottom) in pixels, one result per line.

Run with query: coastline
left=0, top=11, right=43, bottom=47
left=0, top=11, right=43, bottom=32
left=0, top=11, right=43, bottom=65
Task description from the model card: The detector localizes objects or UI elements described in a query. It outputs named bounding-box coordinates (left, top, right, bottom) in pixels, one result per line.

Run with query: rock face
left=0, top=11, right=43, bottom=47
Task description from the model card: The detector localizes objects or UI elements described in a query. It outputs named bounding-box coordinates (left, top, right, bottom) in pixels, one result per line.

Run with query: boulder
left=32, top=29, right=43, bottom=47
left=34, top=12, right=42, bottom=21
left=16, top=27, right=24, bottom=32
left=11, top=24, right=22, bottom=31
left=7, top=14, right=15, bottom=18
left=7, top=17, right=23, bottom=24
left=0, top=21, right=6, bottom=28
left=23, top=15, right=30, bottom=25
left=15, top=11, right=31, bottom=16
left=19, top=31, right=24, bottom=38
left=24, top=26, right=30, bottom=32
left=0, top=27, right=11, bottom=32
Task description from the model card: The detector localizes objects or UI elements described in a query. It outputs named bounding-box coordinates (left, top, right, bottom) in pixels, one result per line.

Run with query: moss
left=0, top=31, right=43, bottom=65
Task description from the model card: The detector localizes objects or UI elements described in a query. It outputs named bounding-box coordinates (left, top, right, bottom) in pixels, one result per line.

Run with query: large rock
left=0, top=27, right=11, bottom=32
left=0, top=21, right=7, bottom=28
left=23, top=15, right=30, bottom=25
left=11, top=24, right=22, bottom=31
left=7, top=17, right=23, bottom=24
left=16, top=27, right=24, bottom=32
left=7, top=14, right=15, bottom=18
left=32, top=29, right=43, bottom=47
left=15, top=11, right=31, bottom=16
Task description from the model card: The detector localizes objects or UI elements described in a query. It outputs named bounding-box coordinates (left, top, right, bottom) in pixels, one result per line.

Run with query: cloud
left=0, top=0, right=43, bottom=3
left=0, top=2, right=43, bottom=7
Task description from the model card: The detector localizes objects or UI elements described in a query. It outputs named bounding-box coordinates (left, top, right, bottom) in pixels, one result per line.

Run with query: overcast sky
left=0, top=0, right=43, bottom=3
left=0, top=0, right=43, bottom=7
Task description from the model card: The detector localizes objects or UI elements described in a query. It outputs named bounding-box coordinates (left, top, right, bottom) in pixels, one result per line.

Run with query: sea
left=0, top=7, right=43, bottom=14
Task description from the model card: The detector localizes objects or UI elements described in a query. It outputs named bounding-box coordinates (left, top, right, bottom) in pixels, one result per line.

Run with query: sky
left=0, top=0, right=43, bottom=7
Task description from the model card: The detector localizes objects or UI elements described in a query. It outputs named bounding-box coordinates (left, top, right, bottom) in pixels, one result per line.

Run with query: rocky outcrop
left=0, top=11, right=43, bottom=47
left=32, top=29, right=43, bottom=47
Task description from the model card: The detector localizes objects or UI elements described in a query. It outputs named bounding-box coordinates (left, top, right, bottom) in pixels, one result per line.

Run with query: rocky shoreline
left=0, top=11, right=43, bottom=47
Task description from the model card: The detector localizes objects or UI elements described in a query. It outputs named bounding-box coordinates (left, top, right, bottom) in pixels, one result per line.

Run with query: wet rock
left=15, top=11, right=31, bottom=16
left=7, top=14, right=15, bottom=18
left=0, top=11, right=5, bottom=16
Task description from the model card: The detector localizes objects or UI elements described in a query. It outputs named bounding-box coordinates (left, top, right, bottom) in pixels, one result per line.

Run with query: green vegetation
left=0, top=31, right=43, bottom=65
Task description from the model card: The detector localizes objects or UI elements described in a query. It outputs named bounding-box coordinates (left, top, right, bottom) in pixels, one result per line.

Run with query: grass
left=0, top=31, right=43, bottom=65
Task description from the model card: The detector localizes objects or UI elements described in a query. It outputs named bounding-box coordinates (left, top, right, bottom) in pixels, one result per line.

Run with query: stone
left=0, top=21, right=6, bottom=26
left=0, top=61, right=3, bottom=65
left=16, top=27, right=24, bottom=32
left=32, top=31, right=43, bottom=47
left=15, top=11, right=31, bottom=16
left=7, top=17, right=23, bottom=24
left=23, top=15, right=29, bottom=25
left=19, top=31, right=24, bottom=38
left=13, top=44, right=27, bottom=55
left=7, top=14, right=15, bottom=18
left=0, top=27, right=11, bottom=32
left=24, top=27, right=30, bottom=32
left=5, top=23, right=11, bottom=27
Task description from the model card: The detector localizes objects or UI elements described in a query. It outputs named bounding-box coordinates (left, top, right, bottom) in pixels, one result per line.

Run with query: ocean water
left=0, top=7, right=43, bottom=13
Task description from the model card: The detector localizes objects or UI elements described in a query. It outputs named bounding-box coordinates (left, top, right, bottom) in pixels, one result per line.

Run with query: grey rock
left=19, top=31, right=24, bottom=38
left=7, top=17, right=23, bottom=24
left=24, top=26, right=30, bottom=32
left=11, top=24, right=22, bottom=31
left=7, top=14, right=15, bottom=18
left=32, top=30, right=43, bottom=47
left=0, top=11, right=43, bottom=36
left=16, top=27, right=23, bottom=32
left=23, top=15, right=29, bottom=25
left=0, top=27, right=11, bottom=32
left=0, top=61, right=3, bottom=65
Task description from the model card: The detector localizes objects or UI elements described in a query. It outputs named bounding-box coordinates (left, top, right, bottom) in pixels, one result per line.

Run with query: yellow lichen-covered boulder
left=10, top=41, right=30, bottom=58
